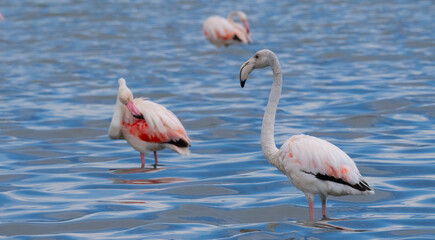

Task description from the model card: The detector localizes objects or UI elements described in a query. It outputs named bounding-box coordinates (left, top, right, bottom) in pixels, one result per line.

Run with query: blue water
left=1, top=0, right=434, bottom=239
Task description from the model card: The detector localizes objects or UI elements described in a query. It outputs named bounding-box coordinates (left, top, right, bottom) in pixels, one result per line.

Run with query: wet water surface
left=0, top=0, right=434, bottom=239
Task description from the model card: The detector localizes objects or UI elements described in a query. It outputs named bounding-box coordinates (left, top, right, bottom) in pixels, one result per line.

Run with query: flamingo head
left=238, top=12, right=250, bottom=33
left=117, top=78, right=134, bottom=105
left=240, top=49, right=276, bottom=88
left=230, top=11, right=250, bottom=34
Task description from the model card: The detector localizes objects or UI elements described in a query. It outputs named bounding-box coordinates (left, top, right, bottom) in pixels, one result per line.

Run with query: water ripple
left=0, top=0, right=434, bottom=239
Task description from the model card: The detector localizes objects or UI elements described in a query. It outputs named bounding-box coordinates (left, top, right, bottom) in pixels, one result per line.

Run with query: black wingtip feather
left=303, top=171, right=372, bottom=192
left=359, top=179, right=372, bottom=191
left=133, top=113, right=144, bottom=119
left=164, top=138, right=190, bottom=148
left=232, top=34, right=242, bottom=42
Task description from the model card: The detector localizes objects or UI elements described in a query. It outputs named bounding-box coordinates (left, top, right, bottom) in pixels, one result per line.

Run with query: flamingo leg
left=308, top=201, right=315, bottom=221
left=321, top=197, right=327, bottom=219
left=140, top=153, right=145, bottom=168
left=153, top=151, right=158, bottom=168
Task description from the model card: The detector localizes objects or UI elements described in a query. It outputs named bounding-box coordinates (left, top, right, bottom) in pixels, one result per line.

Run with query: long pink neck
left=261, top=54, right=282, bottom=164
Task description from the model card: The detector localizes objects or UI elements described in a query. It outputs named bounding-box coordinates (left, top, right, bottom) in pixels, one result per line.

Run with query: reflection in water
left=240, top=228, right=261, bottom=233
left=118, top=200, right=146, bottom=204
left=110, top=166, right=190, bottom=185
left=266, top=222, right=280, bottom=232
left=112, top=177, right=190, bottom=185
left=296, top=219, right=368, bottom=232
left=239, top=219, right=368, bottom=234
left=110, top=167, right=167, bottom=174
left=239, top=219, right=367, bottom=236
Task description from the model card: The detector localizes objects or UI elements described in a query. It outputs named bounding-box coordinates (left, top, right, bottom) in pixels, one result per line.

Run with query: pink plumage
left=109, top=78, right=190, bottom=168
left=279, top=135, right=373, bottom=196
left=203, top=11, right=251, bottom=48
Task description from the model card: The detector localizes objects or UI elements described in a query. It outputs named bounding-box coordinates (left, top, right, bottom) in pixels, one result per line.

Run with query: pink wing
left=203, top=16, right=238, bottom=47
left=122, top=98, right=190, bottom=147
left=280, top=134, right=369, bottom=189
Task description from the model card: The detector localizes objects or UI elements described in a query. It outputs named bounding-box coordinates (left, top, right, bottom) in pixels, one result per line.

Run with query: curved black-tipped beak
left=239, top=60, right=254, bottom=88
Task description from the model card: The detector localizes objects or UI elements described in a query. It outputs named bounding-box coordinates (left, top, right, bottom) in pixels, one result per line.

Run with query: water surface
left=0, top=0, right=434, bottom=239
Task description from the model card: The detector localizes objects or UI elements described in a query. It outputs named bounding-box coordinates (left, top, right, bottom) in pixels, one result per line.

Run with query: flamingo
left=239, top=50, right=374, bottom=221
left=203, top=11, right=251, bottom=48
left=108, top=78, right=191, bottom=168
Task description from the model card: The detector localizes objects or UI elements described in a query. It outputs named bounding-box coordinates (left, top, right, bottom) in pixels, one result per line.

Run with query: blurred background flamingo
left=203, top=11, right=251, bottom=48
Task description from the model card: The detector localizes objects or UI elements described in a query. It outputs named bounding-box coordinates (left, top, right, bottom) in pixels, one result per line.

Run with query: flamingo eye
left=255, top=55, right=259, bottom=59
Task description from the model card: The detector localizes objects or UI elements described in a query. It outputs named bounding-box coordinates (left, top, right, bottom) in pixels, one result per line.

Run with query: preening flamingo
left=108, top=78, right=191, bottom=168
left=239, top=50, right=374, bottom=221
left=203, top=11, right=251, bottom=48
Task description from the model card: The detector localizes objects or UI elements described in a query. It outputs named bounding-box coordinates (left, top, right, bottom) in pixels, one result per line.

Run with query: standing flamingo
left=203, top=11, right=251, bottom=48
left=108, top=78, right=191, bottom=168
left=239, top=50, right=374, bottom=221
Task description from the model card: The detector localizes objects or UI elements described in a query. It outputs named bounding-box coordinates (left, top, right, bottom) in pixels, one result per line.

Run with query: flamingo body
left=109, top=78, right=190, bottom=168
left=203, top=11, right=251, bottom=48
left=239, top=50, right=373, bottom=220
left=277, top=134, right=373, bottom=198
